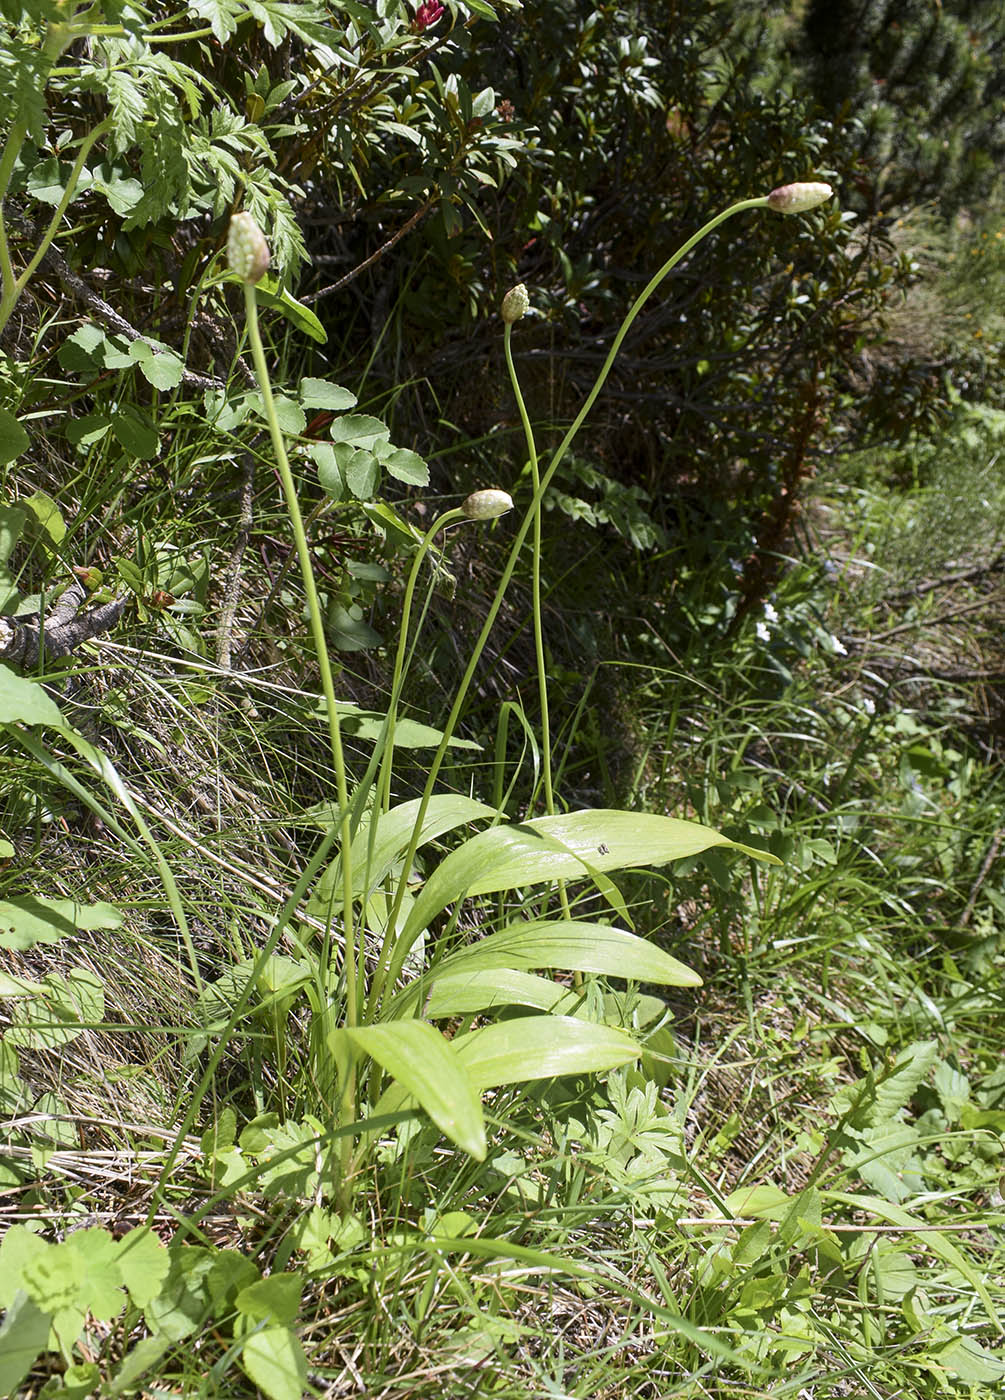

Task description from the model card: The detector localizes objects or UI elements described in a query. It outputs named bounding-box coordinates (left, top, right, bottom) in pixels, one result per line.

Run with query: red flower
left=414, top=0, right=444, bottom=31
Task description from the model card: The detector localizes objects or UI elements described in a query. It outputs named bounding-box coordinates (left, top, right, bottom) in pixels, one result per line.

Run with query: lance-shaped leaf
left=451, top=1015, right=641, bottom=1090
left=336, top=1021, right=486, bottom=1160
left=393, top=810, right=773, bottom=982
left=312, top=794, right=495, bottom=915
left=392, top=919, right=700, bottom=1019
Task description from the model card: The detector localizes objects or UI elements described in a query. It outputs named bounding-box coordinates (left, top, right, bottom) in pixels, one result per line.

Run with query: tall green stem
left=377, top=196, right=771, bottom=994
left=241, top=285, right=359, bottom=1150
left=503, top=324, right=553, bottom=816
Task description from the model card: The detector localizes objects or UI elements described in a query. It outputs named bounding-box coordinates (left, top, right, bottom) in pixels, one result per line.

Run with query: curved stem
left=379, top=196, right=771, bottom=993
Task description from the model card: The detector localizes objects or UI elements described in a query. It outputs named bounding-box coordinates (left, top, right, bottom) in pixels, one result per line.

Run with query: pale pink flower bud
left=463, top=489, right=514, bottom=520
left=501, top=284, right=529, bottom=324
left=766, top=182, right=834, bottom=214
left=227, top=212, right=271, bottom=283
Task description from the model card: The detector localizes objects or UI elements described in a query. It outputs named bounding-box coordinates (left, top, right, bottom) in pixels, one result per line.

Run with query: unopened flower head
left=766, top=182, right=834, bottom=215
left=501, top=284, right=529, bottom=324
left=414, top=0, right=443, bottom=30
left=227, top=212, right=271, bottom=284
left=463, top=489, right=514, bottom=521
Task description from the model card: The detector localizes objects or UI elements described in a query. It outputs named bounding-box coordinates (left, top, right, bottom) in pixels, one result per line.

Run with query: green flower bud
left=501, top=284, right=529, bottom=324
left=227, top=212, right=271, bottom=284
left=766, top=182, right=834, bottom=214
left=463, top=489, right=514, bottom=520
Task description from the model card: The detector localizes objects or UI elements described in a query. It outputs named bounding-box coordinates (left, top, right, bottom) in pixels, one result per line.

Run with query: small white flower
left=755, top=620, right=771, bottom=642
left=829, top=634, right=847, bottom=656
left=863, top=696, right=876, bottom=715
left=763, top=602, right=779, bottom=624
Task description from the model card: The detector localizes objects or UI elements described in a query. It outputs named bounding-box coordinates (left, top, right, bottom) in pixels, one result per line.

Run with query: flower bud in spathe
left=766, top=182, right=834, bottom=215
left=463, top=489, right=514, bottom=521
left=227, top=212, right=271, bottom=284
left=501, top=283, right=529, bottom=324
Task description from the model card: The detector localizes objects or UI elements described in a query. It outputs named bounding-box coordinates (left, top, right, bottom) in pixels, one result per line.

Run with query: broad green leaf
left=115, top=1228, right=170, bottom=1308
left=235, top=1273, right=302, bottom=1326
left=431, top=919, right=701, bottom=989
left=143, top=1246, right=214, bottom=1341
left=0, top=410, right=30, bottom=466
left=23, top=491, right=65, bottom=544
left=327, top=603, right=381, bottom=651
left=65, top=411, right=112, bottom=448
left=0, top=505, right=26, bottom=566
left=343, top=708, right=480, bottom=751
left=241, top=1325, right=308, bottom=1400
left=425, top=968, right=579, bottom=1017
left=379, top=446, right=429, bottom=487
left=329, top=414, right=391, bottom=450
left=0, top=667, right=65, bottom=729
left=111, top=405, right=158, bottom=459
left=26, top=155, right=72, bottom=204
left=362, top=500, right=425, bottom=549
left=250, top=394, right=306, bottom=437
left=312, top=442, right=344, bottom=499
left=106, top=1334, right=173, bottom=1396
left=58, top=323, right=108, bottom=374
left=933, top=1330, right=1005, bottom=1383
left=0, top=896, right=121, bottom=951
left=0, top=1290, right=51, bottom=1398
left=299, top=377, right=356, bottom=411
left=337, top=1021, right=486, bottom=1159
left=313, top=794, right=495, bottom=913
left=452, top=1015, right=640, bottom=1089
left=344, top=448, right=379, bottom=499
left=134, top=346, right=185, bottom=391
left=6, top=967, right=104, bottom=1050
left=400, top=809, right=776, bottom=955
left=254, top=280, right=326, bottom=343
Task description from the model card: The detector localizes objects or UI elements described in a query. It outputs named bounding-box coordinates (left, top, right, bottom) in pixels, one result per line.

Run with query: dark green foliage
left=799, top=0, right=1005, bottom=215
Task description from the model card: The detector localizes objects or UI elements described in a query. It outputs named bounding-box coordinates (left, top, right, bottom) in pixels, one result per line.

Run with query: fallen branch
left=0, top=580, right=127, bottom=668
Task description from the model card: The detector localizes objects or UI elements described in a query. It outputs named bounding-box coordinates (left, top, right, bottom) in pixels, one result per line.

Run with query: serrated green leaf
left=380, top=446, right=429, bottom=487
left=329, top=414, right=390, bottom=449
left=300, top=378, right=356, bottom=410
